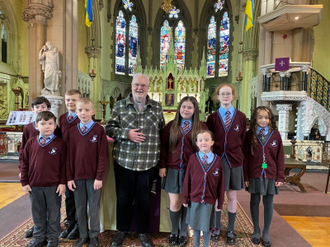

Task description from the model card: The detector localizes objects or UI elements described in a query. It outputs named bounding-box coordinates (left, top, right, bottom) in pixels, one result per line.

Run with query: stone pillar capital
left=279, top=71, right=286, bottom=77
left=276, top=104, right=292, bottom=112
left=301, top=65, right=310, bottom=73
left=261, top=68, right=269, bottom=75
left=243, top=49, right=259, bottom=61
left=22, top=4, right=53, bottom=25
left=285, top=72, right=291, bottom=77
left=266, top=72, right=272, bottom=78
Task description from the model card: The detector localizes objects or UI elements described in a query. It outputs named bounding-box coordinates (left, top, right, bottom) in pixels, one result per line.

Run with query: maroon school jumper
left=182, top=154, right=225, bottom=210
left=66, top=123, right=109, bottom=181
left=206, top=109, right=247, bottom=168
left=243, top=130, right=285, bottom=182
left=20, top=136, right=66, bottom=187
left=159, top=121, right=208, bottom=170
left=19, top=122, right=62, bottom=171
left=59, top=113, right=80, bottom=142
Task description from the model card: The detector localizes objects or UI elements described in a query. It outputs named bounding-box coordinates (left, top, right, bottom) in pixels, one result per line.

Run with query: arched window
left=114, top=0, right=144, bottom=77
left=205, top=0, right=230, bottom=79
left=159, top=6, right=186, bottom=71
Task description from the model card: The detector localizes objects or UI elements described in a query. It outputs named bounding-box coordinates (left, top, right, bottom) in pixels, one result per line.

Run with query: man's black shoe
left=110, top=231, right=128, bottom=247
left=25, top=226, right=34, bottom=238
left=67, top=224, right=80, bottom=240
left=73, top=238, right=89, bottom=247
left=89, top=237, right=99, bottom=247
left=138, top=233, right=154, bottom=247
left=25, top=239, right=47, bottom=247
left=60, top=224, right=75, bottom=238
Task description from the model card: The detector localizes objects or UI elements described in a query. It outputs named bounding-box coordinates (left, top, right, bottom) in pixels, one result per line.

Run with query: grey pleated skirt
left=161, top=167, right=186, bottom=194
left=186, top=202, right=216, bottom=232
left=222, top=157, right=245, bottom=191
left=245, top=178, right=279, bottom=195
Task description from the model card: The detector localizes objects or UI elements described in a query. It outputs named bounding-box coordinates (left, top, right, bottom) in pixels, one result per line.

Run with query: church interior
left=1, top=0, right=330, bottom=246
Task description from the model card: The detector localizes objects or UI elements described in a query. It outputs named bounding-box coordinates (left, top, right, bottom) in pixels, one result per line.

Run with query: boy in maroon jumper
left=58, top=89, right=81, bottom=240
left=19, top=96, right=62, bottom=239
left=21, top=111, right=66, bottom=247
left=67, top=98, right=109, bottom=247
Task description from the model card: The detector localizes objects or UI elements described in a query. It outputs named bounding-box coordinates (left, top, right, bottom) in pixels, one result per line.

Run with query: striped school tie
left=259, top=128, right=265, bottom=136
left=202, top=155, right=208, bottom=164
left=68, top=115, right=73, bottom=121
left=225, top=111, right=231, bottom=130
left=81, top=126, right=87, bottom=134
left=40, top=137, right=46, bottom=145
left=182, top=121, right=191, bottom=134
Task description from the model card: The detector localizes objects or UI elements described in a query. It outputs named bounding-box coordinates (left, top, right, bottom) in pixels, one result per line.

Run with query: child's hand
left=159, top=168, right=167, bottom=178
left=68, top=180, right=76, bottom=191
left=23, top=185, right=32, bottom=195
left=19, top=172, right=21, bottom=179
left=275, top=181, right=283, bottom=187
left=56, top=184, right=66, bottom=196
left=183, top=203, right=188, bottom=207
left=245, top=181, right=250, bottom=187
left=94, top=180, right=102, bottom=190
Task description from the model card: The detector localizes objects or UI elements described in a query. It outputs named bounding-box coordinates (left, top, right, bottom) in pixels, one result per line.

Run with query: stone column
left=301, top=65, right=310, bottom=91
left=261, top=68, right=268, bottom=92
left=285, top=72, right=291, bottom=91
left=266, top=73, right=271, bottom=92
left=276, top=104, right=292, bottom=140
left=22, top=2, right=53, bottom=102
left=279, top=71, right=286, bottom=91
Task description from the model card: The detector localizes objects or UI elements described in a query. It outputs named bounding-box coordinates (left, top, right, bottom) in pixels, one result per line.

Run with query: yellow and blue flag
left=85, top=0, right=93, bottom=27
left=245, top=0, right=254, bottom=31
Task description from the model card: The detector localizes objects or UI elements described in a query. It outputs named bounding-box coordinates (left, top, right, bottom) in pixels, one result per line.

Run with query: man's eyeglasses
left=132, top=83, right=148, bottom=89
left=219, top=93, right=232, bottom=96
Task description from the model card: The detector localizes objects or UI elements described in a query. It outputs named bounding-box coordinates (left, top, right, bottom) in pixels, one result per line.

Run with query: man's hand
left=68, top=180, right=76, bottom=191
left=245, top=181, right=250, bottom=187
left=128, top=129, right=145, bottom=143
left=94, top=180, right=102, bottom=190
left=183, top=203, right=188, bottom=208
left=23, top=185, right=32, bottom=195
left=56, top=184, right=66, bottom=196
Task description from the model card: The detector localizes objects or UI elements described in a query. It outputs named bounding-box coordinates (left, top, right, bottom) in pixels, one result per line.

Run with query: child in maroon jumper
left=182, top=130, right=225, bottom=247
left=67, top=98, right=109, bottom=247
left=206, top=84, right=247, bottom=245
left=58, top=89, right=81, bottom=240
left=159, top=96, right=208, bottom=246
left=21, top=111, right=66, bottom=247
left=19, top=96, right=62, bottom=239
left=243, top=106, right=284, bottom=247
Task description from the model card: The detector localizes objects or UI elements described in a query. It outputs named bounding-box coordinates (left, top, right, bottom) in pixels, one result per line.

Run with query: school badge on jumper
left=213, top=168, right=219, bottom=176
left=49, top=147, right=57, bottom=155
left=234, top=124, right=240, bottom=132
left=270, top=140, right=278, bottom=147
left=90, top=135, right=98, bottom=143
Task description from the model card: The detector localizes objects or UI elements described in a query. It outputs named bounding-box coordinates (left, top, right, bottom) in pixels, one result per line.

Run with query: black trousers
left=64, top=187, right=77, bottom=226
left=114, top=161, right=157, bottom=233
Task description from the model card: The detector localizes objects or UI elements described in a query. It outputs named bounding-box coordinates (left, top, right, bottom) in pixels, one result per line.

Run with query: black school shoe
left=168, top=234, right=178, bottom=245
left=89, top=237, right=99, bottom=247
left=226, top=231, right=237, bottom=245
left=262, top=239, right=272, bottom=247
left=110, top=231, right=128, bottom=247
left=25, top=239, right=47, bottom=247
left=178, top=235, right=188, bottom=247
left=73, top=237, right=89, bottom=247
left=25, top=226, right=34, bottom=238
left=67, top=224, right=80, bottom=239
left=251, top=236, right=261, bottom=244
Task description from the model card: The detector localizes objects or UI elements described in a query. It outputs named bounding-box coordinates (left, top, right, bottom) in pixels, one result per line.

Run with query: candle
left=92, top=69, right=94, bottom=74
left=239, top=72, right=241, bottom=77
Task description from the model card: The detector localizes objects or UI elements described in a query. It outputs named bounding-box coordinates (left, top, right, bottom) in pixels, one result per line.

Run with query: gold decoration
left=162, top=0, right=173, bottom=13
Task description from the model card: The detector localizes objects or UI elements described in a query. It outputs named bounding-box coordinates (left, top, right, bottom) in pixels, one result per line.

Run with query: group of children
left=161, top=84, right=284, bottom=247
left=19, top=84, right=284, bottom=247
left=19, top=90, right=109, bottom=247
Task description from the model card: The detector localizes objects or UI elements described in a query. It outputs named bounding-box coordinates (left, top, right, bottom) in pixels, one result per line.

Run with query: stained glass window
left=129, top=15, right=138, bottom=75
left=115, top=11, right=126, bottom=75
left=160, top=20, right=172, bottom=70
left=169, top=7, right=180, bottom=18
left=214, top=0, right=225, bottom=12
left=122, top=0, right=133, bottom=11
left=219, top=12, right=229, bottom=77
left=174, top=21, right=186, bottom=70
left=207, top=16, right=216, bottom=78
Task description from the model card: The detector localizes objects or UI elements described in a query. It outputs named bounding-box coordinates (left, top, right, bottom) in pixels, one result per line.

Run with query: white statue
left=39, top=41, right=61, bottom=95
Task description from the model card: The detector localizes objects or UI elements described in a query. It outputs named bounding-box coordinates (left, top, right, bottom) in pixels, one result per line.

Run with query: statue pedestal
left=43, top=95, right=63, bottom=122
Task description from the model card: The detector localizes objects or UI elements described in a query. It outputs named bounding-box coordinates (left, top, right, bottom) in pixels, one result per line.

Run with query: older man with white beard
left=106, top=73, right=165, bottom=247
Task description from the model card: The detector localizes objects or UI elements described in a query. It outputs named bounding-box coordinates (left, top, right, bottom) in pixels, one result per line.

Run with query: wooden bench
left=284, top=158, right=307, bottom=193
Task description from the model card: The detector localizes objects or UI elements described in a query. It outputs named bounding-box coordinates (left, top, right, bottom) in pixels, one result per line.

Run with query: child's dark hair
left=31, top=96, right=51, bottom=109
left=196, top=129, right=215, bottom=142
left=36, top=111, right=56, bottom=123
left=169, top=96, right=202, bottom=153
left=250, top=106, right=277, bottom=154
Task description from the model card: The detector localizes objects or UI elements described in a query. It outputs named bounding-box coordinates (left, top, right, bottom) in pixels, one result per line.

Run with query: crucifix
left=98, top=97, right=110, bottom=123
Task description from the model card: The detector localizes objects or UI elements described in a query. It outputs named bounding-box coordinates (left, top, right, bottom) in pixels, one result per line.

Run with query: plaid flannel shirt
left=105, top=94, right=165, bottom=171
